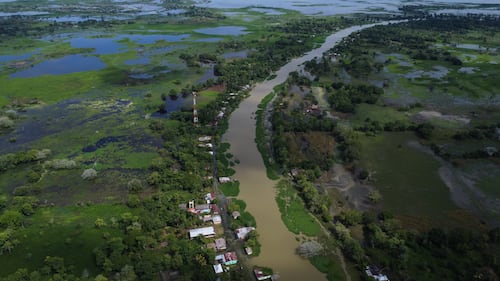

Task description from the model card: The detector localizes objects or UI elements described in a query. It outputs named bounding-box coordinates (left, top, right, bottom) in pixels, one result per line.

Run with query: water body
left=194, top=26, right=248, bottom=36
left=197, top=0, right=500, bottom=15
left=10, top=54, right=105, bottom=78
left=223, top=21, right=402, bottom=281
left=68, top=34, right=190, bottom=55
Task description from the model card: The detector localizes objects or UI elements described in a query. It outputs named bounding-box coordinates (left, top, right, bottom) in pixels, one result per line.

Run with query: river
left=222, top=21, right=402, bottom=281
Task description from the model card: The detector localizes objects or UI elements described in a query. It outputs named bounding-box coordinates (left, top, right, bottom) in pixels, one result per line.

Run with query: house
left=219, top=177, right=232, bottom=183
left=232, top=211, right=241, bottom=219
left=223, top=252, right=238, bottom=265
left=254, top=268, right=272, bottom=281
left=212, top=215, right=222, bottom=224
left=214, top=251, right=238, bottom=266
left=189, top=226, right=215, bottom=239
left=198, top=136, right=212, bottom=142
left=215, top=238, right=227, bottom=251
left=365, top=265, right=390, bottom=281
left=195, top=204, right=211, bottom=214
left=210, top=204, right=220, bottom=214
left=235, top=226, right=255, bottom=240
left=213, top=264, right=223, bottom=274
left=205, top=192, right=216, bottom=204
left=245, top=247, right=253, bottom=255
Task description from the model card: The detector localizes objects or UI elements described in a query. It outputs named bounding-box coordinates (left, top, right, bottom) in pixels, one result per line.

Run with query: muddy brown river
left=222, top=21, right=401, bottom=281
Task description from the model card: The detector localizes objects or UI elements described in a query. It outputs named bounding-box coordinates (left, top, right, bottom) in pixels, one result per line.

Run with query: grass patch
left=350, top=103, right=410, bottom=127
left=219, top=181, right=240, bottom=197
left=360, top=132, right=461, bottom=228
left=275, top=180, right=321, bottom=236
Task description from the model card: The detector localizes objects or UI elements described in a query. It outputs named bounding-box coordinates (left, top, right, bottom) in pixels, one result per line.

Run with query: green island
left=0, top=0, right=499, bottom=281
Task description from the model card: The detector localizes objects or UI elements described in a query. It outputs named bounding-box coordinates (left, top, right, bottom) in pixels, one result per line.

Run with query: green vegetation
left=310, top=255, right=346, bottom=281
left=219, top=181, right=240, bottom=197
left=276, top=180, right=321, bottom=236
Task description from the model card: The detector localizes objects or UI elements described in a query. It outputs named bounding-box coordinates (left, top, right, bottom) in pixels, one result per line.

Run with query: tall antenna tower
left=193, top=92, right=199, bottom=127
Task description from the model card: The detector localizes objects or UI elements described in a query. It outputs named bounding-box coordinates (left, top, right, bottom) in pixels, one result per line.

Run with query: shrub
left=81, top=168, right=97, bottom=180
left=0, top=116, right=14, bottom=128
left=45, top=159, right=77, bottom=170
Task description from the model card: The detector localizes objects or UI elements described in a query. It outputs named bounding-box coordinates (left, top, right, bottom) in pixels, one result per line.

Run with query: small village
left=179, top=188, right=270, bottom=280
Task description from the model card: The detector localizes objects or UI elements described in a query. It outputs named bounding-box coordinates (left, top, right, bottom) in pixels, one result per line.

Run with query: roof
left=224, top=252, right=238, bottom=263
left=235, top=227, right=255, bottom=240
left=210, top=204, right=220, bottom=214
left=215, top=238, right=226, bottom=250
left=213, top=264, right=223, bottom=274
left=195, top=204, right=211, bottom=210
left=189, top=226, right=215, bottom=239
left=212, top=215, right=222, bottom=224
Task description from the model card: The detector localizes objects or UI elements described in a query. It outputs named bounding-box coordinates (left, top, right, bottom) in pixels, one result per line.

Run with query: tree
left=0, top=210, right=23, bottom=228
left=296, top=241, right=324, bottom=258
left=94, top=275, right=108, bottom=281
left=369, top=190, right=382, bottom=203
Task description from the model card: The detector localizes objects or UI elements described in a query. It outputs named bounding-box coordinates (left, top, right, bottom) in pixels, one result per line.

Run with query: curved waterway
left=222, top=21, right=402, bottom=281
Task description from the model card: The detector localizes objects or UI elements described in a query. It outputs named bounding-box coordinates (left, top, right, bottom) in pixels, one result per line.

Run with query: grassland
left=275, top=180, right=321, bottom=237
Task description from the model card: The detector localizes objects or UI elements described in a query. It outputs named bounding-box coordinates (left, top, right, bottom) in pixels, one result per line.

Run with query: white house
left=189, top=226, right=215, bottom=239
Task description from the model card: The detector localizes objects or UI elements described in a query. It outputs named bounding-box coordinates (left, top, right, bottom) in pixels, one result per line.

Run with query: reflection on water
left=10, top=54, right=105, bottom=78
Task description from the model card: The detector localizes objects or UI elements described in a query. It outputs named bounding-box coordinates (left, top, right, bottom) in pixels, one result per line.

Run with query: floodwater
left=197, top=0, right=500, bottom=15
left=223, top=21, right=401, bottom=281
left=10, top=54, right=105, bottom=78
left=194, top=26, right=248, bottom=36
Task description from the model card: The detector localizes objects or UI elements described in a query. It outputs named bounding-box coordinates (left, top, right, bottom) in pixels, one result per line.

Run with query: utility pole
left=193, top=91, right=199, bottom=127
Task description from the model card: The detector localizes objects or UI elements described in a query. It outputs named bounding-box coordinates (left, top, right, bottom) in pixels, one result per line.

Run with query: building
left=195, top=204, right=211, bottom=214
left=245, top=247, right=253, bottom=255
left=189, top=226, right=215, bottom=239
left=223, top=252, right=238, bottom=265
left=215, top=251, right=238, bottom=266
left=215, top=238, right=227, bottom=251
left=365, top=265, right=390, bottom=281
left=219, top=177, right=232, bottom=183
left=212, top=215, right=222, bottom=224
left=198, top=136, right=212, bottom=142
left=205, top=192, right=216, bottom=204
left=210, top=204, right=220, bottom=214
left=254, top=268, right=272, bottom=281
left=235, top=226, right=255, bottom=240
left=213, top=264, right=223, bottom=274
left=232, top=211, right=241, bottom=219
